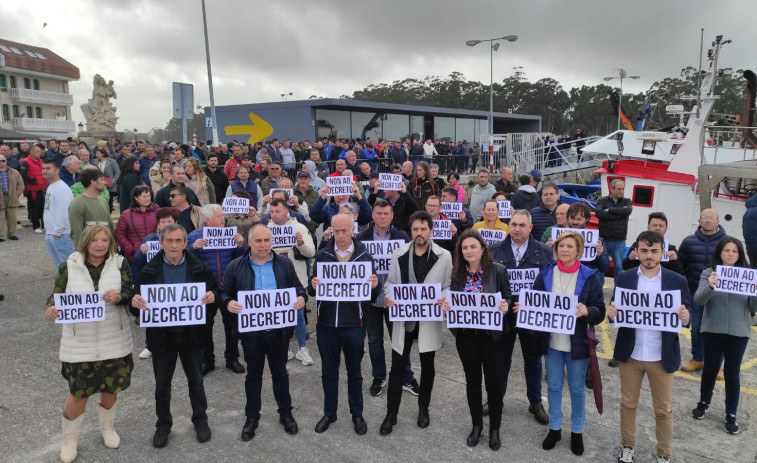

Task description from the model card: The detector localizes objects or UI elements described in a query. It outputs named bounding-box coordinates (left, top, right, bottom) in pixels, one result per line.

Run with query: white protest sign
left=661, top=239, right=670, bottom=262
left=379, top=173, right=403, bottom=191
left=352, top=222, right=359, bottom=237
left=237, top=288, right=297, bottom=333
left=362, top=240, right=404, bottom=275
left=326, top=176, right=354, bottom=196
left=388, top=283, right=443, bottom=321
left=507, top=268, right=539, bottom=295
left=203, top=226, right=238, bottom=249
left=146, top=240, right=161, bottom=261
left=613, top=288, right=682, bottom=333
left=432, top=219, right=452, bottom=240
left=316, top=262, right=372, bottom=301
left=269, top=188, right=294, bottom=199
left=139, top=283, right=206, bottom=327
left=498, top=200, right=512, bottom=219
left=478, top=228, right=507, bottom=247
left=714, top=265, right=757, bottom=296
left=54, top=292, right=105, bottom=324
left=442, top=202, right=462, bottom=220
left=269, top=224, right=297, bottom=248
left=517, top=289, right=577, bottom=335
left=223, top=196, right=249, bottom=214
left=551, top=228, right=600, bottom=261
left=446, top=291, right=503, bottom=330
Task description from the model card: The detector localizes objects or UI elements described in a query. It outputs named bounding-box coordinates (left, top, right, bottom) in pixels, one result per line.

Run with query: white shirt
left=511, top=239, right=529, bottom=266
left=44, top=180, right=74, bottom=235
left=630, top=265, right=663, bottom=362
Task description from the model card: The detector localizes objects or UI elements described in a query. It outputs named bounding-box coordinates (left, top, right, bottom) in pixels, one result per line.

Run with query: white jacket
left=268, top=218, right=315, bottom=287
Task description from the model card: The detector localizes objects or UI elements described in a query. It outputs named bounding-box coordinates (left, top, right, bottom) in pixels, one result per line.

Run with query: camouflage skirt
left=61, top=354, right=134, bottom=398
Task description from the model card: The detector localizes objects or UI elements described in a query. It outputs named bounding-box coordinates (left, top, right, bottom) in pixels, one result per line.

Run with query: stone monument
left=78, top=74, right=123, bottom=145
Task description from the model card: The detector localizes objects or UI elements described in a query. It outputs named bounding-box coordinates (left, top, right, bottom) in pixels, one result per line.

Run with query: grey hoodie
left=695, top=267, right=757, bottom=338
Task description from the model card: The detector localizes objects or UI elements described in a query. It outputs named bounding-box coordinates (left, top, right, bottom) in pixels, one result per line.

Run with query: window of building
left=9, top=47, right=22, bottom=55
left=26, top=106, right=33, bottom=118
left=409, top=115, right=424, bottom=141
left=25, top=50, right=36, bottom=58
left=456, top=118, right=475, bottom=143
left=0, top=45, right=11, bottom=53
left=382, top=113, right=409, bottom=142
left=0, top=74, right=6, bottom=92
left=607, top=176, right=625, bottom=191
left=35, top=52, right=46, bottom=60
left=632, top=185, right=654, bottom=207
left=315, top=109, right=351, bottom=141
left=33, top=79, right=40, bottom=90
left=12, top=105, right=19, bottom=117
left=1, top=104, right=9, bottom=122
left=23, top=78, right=31, bottom=89
left=35, top=107, right=42, bottom=119
left=9, top=76, right=17, bottom=88
left=433, top=117, right=455, bottom=143
left=351, top=111, right=382, bottom=141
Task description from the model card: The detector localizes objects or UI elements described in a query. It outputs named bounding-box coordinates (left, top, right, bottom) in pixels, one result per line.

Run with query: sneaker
left=402, top=379, right=420, bottom=396
left=287, top=349, right=294, bottom=361
left=369, top=378, right=386, bottom=396
left=608, top=358, right=619, bottom=368
left=34, top=228, right=43, bottom=234
left=618, top=446, right=634, bottom=463
left=680, top=360, right=704, bottom=372
left=139, top=348, right=152, bottom=359
left=656, top=457, right=670, bottom=463
left=692, top=402, right=708, bottom=419
left=295, top=347, right=314, bottom=366
left=725, top=413, right=739, bottom=434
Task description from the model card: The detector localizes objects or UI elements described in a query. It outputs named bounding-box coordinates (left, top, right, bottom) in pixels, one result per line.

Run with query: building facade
left=0, top=38, right=79, bottom=139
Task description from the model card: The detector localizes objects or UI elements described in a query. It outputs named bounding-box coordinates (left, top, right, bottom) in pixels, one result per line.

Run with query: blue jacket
left=138, top=156, right=153, bottom=186
left=230, top=179, right=259, bottom=207
left=59, top=168, right=80, bottom=187
left=743, top=195, right=757, bottom=255
left=678, top=225, right=727, bottom=291
left=187, top=227, right=247, bottom=285
left=308, top=196, right=372, bottom=229
left=612, top=267, right=690, bottom=373
left=529, top=203, right=559, bottom=241
left=534, top=262, right=606, bottom=359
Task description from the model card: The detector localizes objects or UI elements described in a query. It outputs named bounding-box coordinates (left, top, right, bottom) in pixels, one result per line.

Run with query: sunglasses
left=0, top=160, right=7, bottom=163
left=169, top=193, right=184, bottom=198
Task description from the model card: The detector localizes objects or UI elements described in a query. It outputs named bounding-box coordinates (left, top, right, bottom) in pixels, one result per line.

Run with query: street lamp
left=133, top=128, right=138, bottom=142
left=603, top=69, right=640, bottom=132
left=77, top=122, right=83, bottom=133
left=466, top=34, right=518, bottom=172
left=281, top=92, right=293, bottom=101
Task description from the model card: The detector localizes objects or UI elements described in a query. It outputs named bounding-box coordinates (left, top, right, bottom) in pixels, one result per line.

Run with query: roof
left=0, top=38, right=79, bottom=80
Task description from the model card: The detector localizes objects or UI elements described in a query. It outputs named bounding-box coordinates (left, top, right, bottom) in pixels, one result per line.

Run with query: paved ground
left=1, top=208, right=756, bottom=462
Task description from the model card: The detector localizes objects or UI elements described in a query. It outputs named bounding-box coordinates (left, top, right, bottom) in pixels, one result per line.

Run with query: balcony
left=9, top=88, right=74, bottom=106
left=13, top=117, right=75, bottom=133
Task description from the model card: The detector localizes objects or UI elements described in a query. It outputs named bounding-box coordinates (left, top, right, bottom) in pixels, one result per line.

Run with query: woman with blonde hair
left=149, top=159, right=172, bottom=195
left=44, top=225, right=135, bottom=462
left=184, top=157, right=216, bottom=206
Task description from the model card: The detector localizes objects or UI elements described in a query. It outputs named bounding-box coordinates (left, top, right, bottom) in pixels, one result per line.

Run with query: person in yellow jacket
left=472, top=200, right=509, bottom=234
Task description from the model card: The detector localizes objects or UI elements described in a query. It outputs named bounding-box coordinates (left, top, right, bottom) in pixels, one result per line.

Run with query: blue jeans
left=295, top=308, right=307, bottom=348
left=689, top=289, right=704, bottom=361
left=365, top=305, right=414, bottom=382
left=700, top=333, right=749, bottom=415
left=604, top=240, right=627, bottom=285
left=545, top=347, right=588, bottom=433
left=317, top=324, right=366, bottom=417
left=45, top=234, right=74, bottom=268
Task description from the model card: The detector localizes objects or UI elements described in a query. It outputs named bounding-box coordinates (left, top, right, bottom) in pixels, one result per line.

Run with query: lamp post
left=133, top=128, right=138, bottom=142
left=77, top=122, right=83, bottom=133
left=201, top=0, right=219, bottom=146
left=281, top=92, right=293, bottom=101
left=603, top=69, right=640, bottom=132
left=466, top=34, right=518, bottom=172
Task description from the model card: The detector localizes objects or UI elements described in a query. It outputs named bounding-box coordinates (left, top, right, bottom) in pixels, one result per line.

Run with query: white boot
left=97, top=403, right=120, bottom=449
left=60, top=411, right=83, bottom=463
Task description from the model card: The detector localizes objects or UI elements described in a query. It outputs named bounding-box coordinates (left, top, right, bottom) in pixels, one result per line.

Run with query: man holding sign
left=366, top=175, right=420, bottom=234
left=309, top=181, right=372, bottom=230
left=379, top=211, right=451, bottom=436
left=309, top=213, right=380, bottom=435
left=131, top=224, right=219, bottom=449
left=221, top=225, right=307, bottom=441
left=607, top=231, right=690, bottom=463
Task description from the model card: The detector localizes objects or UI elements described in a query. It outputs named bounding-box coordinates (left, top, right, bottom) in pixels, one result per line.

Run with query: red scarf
left=557, top=260, right=580, bottom=273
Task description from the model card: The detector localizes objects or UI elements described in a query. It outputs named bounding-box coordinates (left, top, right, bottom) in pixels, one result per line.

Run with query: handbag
left=103, top=177, right=114, bottom=188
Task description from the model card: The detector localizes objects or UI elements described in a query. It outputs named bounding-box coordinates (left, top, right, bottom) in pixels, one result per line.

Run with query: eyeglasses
left=0, top=160, right=7, bottom=163
left=169, top=193, right=184, bottom=198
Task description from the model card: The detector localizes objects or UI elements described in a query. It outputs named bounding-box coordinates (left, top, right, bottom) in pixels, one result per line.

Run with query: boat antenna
left=696, top=28, right=704, bottom=119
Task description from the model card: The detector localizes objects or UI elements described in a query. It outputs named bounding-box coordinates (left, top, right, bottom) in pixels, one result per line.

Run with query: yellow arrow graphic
left=224, top=112, right=274, bottom=144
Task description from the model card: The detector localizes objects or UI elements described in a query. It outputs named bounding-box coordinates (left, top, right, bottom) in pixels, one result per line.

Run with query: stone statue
left=80, top=74, right=118, bottom=132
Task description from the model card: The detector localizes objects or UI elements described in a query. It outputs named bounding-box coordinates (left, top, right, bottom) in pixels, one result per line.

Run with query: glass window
left=9, top=76, right=17, bottom=88
left=409, top=115, right=424, bottom=141
left=26, top=106, right=33, bottom=118
left=35, top=107, right=42, bottom=118
left=33, top=79, right=40, bottom=90
left=315, top=109, right=350, bottom=140
left=0, top=74, right=6, bottom=92
left=456, top=118, right=475, bottom=143
left=23, top=78, right=31, bottom=89
left=12, top=105, right=19, bottom=117
left=382, top=113, right=409, bottom=142
left=434, top=117, right=455, bottom=143
left=475, top=119, right=487, bottom=142
left=351, top=111, right=382, bottom=141
left=1, top=104, right=9, bottom=122
left=632, top=186, right=654, bottom=207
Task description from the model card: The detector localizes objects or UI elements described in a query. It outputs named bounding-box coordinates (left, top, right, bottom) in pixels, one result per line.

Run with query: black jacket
left=594, top=195, right=633, bottom=241
left=308, top=239, right=381, bottom=328
left=449, top=262, right=513, bottom=340
left=622, top=241, right=685, bottom=276
left=510, top=189, right=541, bottom=211
left=154, top=181, right=201, bottom=208
left=204, top=166, right=229, bottom=205
left=133, top=250, right=218, bottom=353
left=493, top=179, right=517, bottom=198
left=410, top=177, right=438, bottom=206
left=367, top=190, right=421, bottom=235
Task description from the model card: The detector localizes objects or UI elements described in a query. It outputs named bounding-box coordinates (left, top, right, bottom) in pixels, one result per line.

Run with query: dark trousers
left=457, top=331, right=505, bottom=428
left=26, top=192, right=44, bottom=229
left=317, top=324, right=366, bottom=417
left=501, top=328, right=543, bottom=405
left=387, top=324, right=435, bottom=415
left=152, top=348, right=208, bottom=430
left=365, top=305, right=413, bottom=382
left=700, top=332, right=749, bottom=415
left=240, top=329, right=293, bottom=420
left=204, top=303, right=240, bottom=364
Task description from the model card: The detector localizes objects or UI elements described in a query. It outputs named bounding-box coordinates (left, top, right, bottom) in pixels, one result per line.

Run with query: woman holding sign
left=692, top=236, right=757, bottom=434
left=439, top=229, right=511, bottom=451
left=44, top=225, right=135, bottom=463
left=515, top=231, right=605, bottom=456
left=472, top=200, right=509, bottom=234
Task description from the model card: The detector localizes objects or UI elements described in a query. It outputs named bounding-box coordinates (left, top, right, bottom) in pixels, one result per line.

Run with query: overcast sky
left=2, top=0, right=755, bottom=135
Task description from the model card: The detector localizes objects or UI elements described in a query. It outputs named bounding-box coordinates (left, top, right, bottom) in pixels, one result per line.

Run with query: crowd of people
left=0, top=134, right=754, bottom=463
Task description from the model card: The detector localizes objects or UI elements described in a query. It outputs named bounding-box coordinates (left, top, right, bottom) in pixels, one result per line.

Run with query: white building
left=0, top=38, right=79, bottom=139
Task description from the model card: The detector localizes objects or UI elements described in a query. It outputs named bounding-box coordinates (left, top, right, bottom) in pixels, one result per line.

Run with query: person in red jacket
left=115, top=185, right=158, bottom=283
left=19, top=143, right=48, bottom=232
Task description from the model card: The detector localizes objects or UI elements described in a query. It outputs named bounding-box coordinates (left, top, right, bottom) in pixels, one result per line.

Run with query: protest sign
left=140, top=282, right=206, bottom=327
left=269, top=188, right=294, bottom=199
left=54, top=292, right=105, bottom=324
left=379, top=173, right=403, bottom=191
left=326, top=176, right=354, bottom=196
left=363, top=240, right=404, bottom=275
left=714, top=265, right=757, bottom=297
left=270, top=224, right=297, bottom=248
left=203, top=226, right=237, bottom=249
left=441, top=202, right=462, bottom=220
left=316, top=262, right=372, bottom=301
left=507, top=268, right=539, bottom=295
left=432, top=219, right=452, bottom=240
left=613, top=288, right=682, bottom=333
left=146, top=240, right=161, bottom=261
left=237, top=288, right=297, bottom=333
left=446, top=291, right=503, bottom=330
left=223, top=196, right=249, bottom=214
left=387, top=283, right=443, bottom=321
left=551, top=227, right=600, bottom=261
left=517, top=289, right=577, bottom=335
left=661, top=239, right=670, bottom=262
left=498, top=200, right=512, bottom=219
left=478, top=228, right=506, bottom=247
